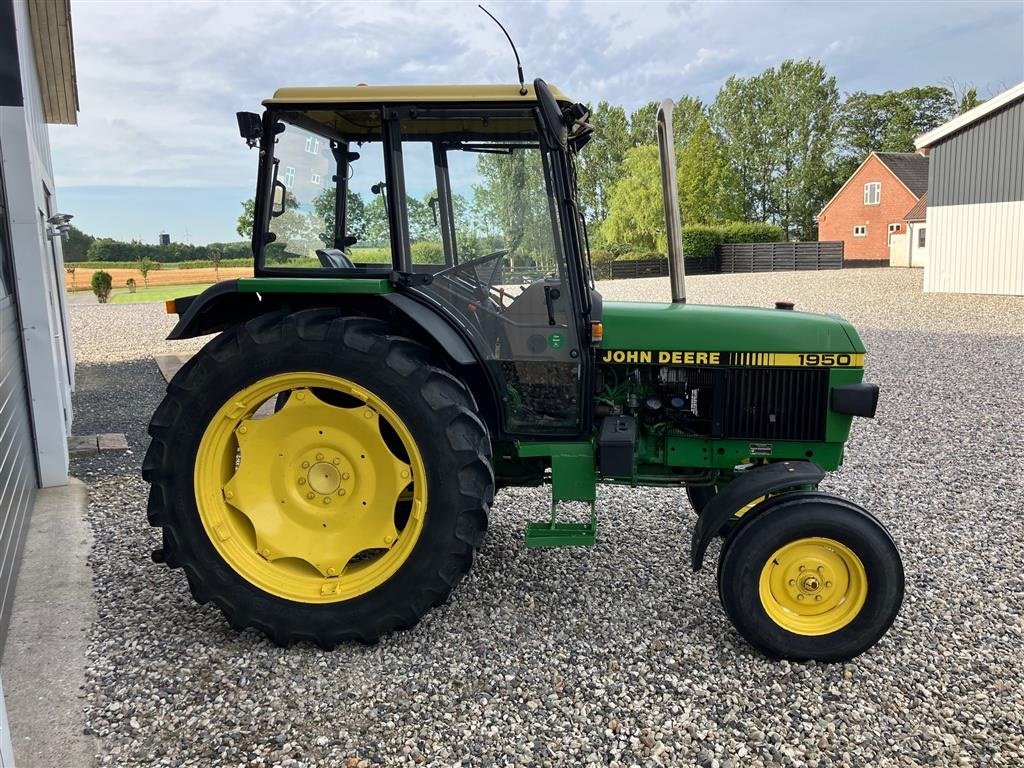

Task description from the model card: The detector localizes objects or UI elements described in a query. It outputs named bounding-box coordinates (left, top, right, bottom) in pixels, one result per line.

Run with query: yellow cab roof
left=264, top=83, right=572, bottom=106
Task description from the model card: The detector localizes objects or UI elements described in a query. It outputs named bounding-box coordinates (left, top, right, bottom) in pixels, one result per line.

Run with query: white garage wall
left=924, top=201, right=1024, bottom=295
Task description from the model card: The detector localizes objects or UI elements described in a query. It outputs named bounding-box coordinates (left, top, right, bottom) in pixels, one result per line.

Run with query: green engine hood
left=601, top=301, right=865, bottom=354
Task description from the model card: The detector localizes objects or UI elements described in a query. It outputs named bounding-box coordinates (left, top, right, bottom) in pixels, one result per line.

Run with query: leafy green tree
left=90, top=270, right=112, bottom=303
left=236, top=198, right=256, bottom=239
left=628, top=101, right=660, bottom=146
left=671, top=95, right=706, bottom=148
left=712, top=59, right=839, bottom=238
left=363, top=194, right=390, bottom=247
left=576, top=102, right=631, bottom=223
left=311, top=188, right=368, bottom=247
left=136, top=257, right=157, bottom=287
left=958, top=87, right=982, bottom=114
left=600, top=145, right=668, bottom=251
left=678, top=118, right=743, bottom=224
left=838, top=86, right=956, bottom=169
left=61, top=226, right=94, bottom=262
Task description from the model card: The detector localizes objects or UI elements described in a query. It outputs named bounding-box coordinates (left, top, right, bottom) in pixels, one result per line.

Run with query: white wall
left=907, top=221, right=927, bottom=268
left=924, top=201, right=1024, bottom=295
left=0, top=0, right=74, bottom=486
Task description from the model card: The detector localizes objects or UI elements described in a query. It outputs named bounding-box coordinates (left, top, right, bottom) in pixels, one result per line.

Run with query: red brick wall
left=818, top=154, right=920, bottom=261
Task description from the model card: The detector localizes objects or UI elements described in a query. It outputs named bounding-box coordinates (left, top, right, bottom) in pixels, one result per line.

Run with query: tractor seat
left=316, top=248, right=356, bottom=269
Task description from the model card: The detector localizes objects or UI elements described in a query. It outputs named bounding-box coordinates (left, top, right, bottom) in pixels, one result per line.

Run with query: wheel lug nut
left=225, top=490, right=234, bottom=499
left=298, top=478, right=306, bottom=485
left=825, top=581, right=832, bottom=587
left=364, top=409, right=373, bottom=419
left=342, top=472, right=350, bottom=480
left=327, top=567, right=337, bottom=576
left=307, top=492, right=315, bottom=499
left=815, top=595, right=822, bottom=601
left=333, top=458, right=340, bottom=465
left=302, top=461, right=310, bottom=468
left=295, top=392, right=305, bottom=401
left=238, top=426, right=248, bottom=435
left=798, top=565, right=805, bottom=571
left=323, top=497, right=331, bottom=504
left=797, top=594, right=805, bottom=600
left=338, top=489, right=346, bottom=496
left=261, top=548, right=270, bottom=557
left=401, top=470, right=410, bottom=479
left=316, top=453, right=324, bottom=461
left=788, top=579, right=796, bottom=586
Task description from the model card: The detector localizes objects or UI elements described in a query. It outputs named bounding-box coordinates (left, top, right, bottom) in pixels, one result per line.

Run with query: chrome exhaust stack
left=656, top=99, right=686, bottom=303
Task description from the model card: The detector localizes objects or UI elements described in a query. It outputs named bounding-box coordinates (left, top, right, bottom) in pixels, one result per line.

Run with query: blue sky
left=49, top=0, right=1024, bottom=245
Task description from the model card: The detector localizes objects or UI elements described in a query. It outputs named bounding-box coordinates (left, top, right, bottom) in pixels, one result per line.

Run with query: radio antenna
left=478, top=5, right=527, bottom=95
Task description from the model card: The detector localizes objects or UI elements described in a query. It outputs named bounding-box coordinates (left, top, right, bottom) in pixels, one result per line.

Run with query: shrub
left=615, top=250, right=665, bottom=261
left=410, top=241, right=445, bottom=265
left=91, top=271, right=113, bottom=303
left=719, top=221, right=785, bottom=244
left=176, top=258, right=254, bottom=269
left=126, top=278, right=137, bottom=293
left=680, top=225, right=723, bottom=260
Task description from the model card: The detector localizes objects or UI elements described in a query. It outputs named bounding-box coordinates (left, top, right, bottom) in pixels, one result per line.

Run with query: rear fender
left=690, top=460, right=825, bottom=571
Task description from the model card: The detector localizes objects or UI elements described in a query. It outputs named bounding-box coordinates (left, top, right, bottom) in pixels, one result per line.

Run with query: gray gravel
left=69, top=269, right=1024, bottom=767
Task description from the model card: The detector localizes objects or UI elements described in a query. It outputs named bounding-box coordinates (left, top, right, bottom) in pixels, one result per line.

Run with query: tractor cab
left=240, top=81, right=598, bottom=438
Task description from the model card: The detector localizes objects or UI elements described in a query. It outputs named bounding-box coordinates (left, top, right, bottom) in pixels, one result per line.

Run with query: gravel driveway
left=69, top=269, right=1024, bottom=767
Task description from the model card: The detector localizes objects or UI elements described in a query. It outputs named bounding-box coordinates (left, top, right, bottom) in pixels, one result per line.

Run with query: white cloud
left=50, top=0, right=1023, bottom=190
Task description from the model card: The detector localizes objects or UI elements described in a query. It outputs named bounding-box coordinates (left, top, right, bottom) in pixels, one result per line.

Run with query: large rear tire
left=717, top=492, right=903, bottom=662
left=143, top=310, right=493, bottom=647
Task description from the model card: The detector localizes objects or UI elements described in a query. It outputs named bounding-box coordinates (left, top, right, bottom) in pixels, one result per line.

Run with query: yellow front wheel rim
left=194, top=372, right=427, bottom=604
left=758, top=537, right=867, bottom=636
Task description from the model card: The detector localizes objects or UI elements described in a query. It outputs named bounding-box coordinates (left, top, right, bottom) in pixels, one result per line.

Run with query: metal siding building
left=0, top=0, right=77, bottom=665
left=916, top=83, right=1024, bottom=295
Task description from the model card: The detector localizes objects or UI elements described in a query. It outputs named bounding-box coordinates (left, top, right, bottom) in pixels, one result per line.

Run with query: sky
left=49, top=0, right=1024, bottom=245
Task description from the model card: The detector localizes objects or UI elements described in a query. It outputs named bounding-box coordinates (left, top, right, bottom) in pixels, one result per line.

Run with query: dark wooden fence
left=606, top=241, right=844, bottom=279
left=717, top=241, right=844, bottom=272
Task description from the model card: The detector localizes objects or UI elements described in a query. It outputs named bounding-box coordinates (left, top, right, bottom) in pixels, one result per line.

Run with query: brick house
left=818, top=152, right=929, bottom=262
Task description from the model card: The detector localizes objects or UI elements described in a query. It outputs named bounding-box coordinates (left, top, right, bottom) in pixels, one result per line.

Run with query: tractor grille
left=720, top=368, right=828, bottom=441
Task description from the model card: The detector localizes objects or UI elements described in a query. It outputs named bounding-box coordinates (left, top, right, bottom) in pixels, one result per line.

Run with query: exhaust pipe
left=656, top=99, right=686, bottom=303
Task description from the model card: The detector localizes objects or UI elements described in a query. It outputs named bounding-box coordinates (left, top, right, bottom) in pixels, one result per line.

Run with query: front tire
left=143, top=310, right=493, bottom=647
left=717, top=493, right=903, bottom=662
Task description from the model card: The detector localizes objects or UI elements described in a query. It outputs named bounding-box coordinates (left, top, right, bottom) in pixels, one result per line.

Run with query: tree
left=312, top=188, right=369, bottom=247
left=136, top=257, right=157, bottom=287
left=90, top=270, right=112, bottom=303
left=236, top=198, right=256, bottom=239
left=671, top=95, right=706, bottom=148
left=237, top=193, right=318, bottom=257
left=677, top=118, right=743, bottom=224
left=628, top=101, right=660, bottom=146
left=600, top=145, right=668, bottom=251
left=61, top=226, right=94, bottom=262
left=839, top=86, right=957, bottom=161
left=576, top=101, right=631, bottom=224
left=711, top=59, right=839, bottom=239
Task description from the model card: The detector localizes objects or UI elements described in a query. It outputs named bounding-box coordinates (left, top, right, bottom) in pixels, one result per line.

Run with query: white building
left=915, top=82, right=1024, bottom=296
left=0, top=0, right=77, bottom=687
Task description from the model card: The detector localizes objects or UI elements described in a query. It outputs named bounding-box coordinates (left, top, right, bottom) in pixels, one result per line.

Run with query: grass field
left=65, top=266, right=252, bottom=293
left=108, top=284, right=212, bottom=304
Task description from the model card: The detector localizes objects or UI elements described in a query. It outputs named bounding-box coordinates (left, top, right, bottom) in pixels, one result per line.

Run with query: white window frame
left=864, top=182, right=881, bottom=205
left=918, top=227, right=926, bottom=247
left=888, top=223, right=901, bottom=233
left=305, top=136, right=320, bottom=155
left=853, top=225, right=867, bottom=237
left=311, top=172, right=322, bottom=185
left=283, top=166, right=295, bottom=187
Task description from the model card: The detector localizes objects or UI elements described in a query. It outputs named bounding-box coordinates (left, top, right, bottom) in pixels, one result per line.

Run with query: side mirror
left=271, top=180, right=287, bottom=217
left=533, top=78, right=567, bottom=149
left=236, top=111, right=263, bottom=148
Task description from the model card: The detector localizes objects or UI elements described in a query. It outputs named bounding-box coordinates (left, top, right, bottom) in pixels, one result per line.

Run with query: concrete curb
left=0, top=477, right=97, bottom=767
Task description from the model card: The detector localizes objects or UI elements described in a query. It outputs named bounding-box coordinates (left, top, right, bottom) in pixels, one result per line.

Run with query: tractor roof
left=264, top=83, right=571, bottom=107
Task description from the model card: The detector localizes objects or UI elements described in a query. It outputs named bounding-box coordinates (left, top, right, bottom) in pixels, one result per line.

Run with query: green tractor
left=144, top=80, right=903, bottom=661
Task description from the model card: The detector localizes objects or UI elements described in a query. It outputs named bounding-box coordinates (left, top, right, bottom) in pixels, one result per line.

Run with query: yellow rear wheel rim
left=194, top=372, right=427, bottom=604
left=758, top=537, right=867, bottom=636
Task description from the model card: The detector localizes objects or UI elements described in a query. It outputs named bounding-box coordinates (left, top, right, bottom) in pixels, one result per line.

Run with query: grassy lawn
left=108, top=284, right=213, bottom=304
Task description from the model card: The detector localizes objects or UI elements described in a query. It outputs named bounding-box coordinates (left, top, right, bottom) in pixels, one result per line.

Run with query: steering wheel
left=433, top=249, right=509, bottom=305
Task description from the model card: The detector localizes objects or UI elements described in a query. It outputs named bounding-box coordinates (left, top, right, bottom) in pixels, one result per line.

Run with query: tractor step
left=525, top=520, right=596, bottom=548
left=525, top=500, right=596, bottom=548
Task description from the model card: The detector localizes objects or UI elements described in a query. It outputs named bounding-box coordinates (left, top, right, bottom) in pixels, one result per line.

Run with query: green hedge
left=177, top=258, right=254, bottom=269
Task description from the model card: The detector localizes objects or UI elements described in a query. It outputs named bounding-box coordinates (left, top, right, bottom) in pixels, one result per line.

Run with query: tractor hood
left=601, top=301, right=865, bottom=354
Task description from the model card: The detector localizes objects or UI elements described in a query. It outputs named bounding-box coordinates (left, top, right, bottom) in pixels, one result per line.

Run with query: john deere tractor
left=144, top=80, right=903, bottom=661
